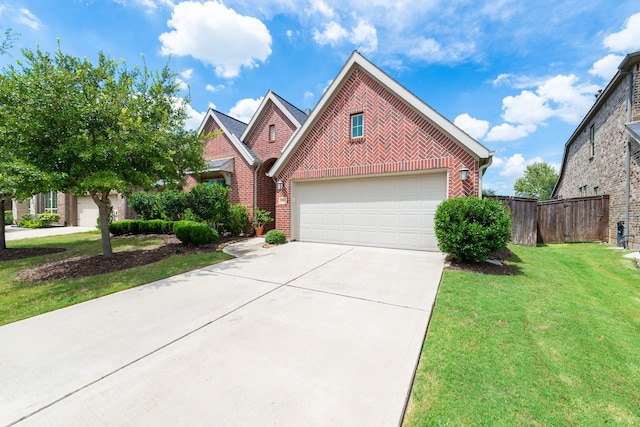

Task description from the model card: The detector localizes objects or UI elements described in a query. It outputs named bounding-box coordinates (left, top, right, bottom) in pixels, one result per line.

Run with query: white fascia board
left=239, top=91, right=302, bottom=143
left=199, top=109, right=257, bottom=166
left=268, top=51, right=492, bottom=178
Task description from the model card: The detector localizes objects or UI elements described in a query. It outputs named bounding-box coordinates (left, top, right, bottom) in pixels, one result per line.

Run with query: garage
left=294, top=173, right=447, bottom=251
left=76, top=195, right=118, bottom=227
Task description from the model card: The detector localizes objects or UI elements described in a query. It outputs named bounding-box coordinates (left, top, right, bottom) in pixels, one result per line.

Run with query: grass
left=0, top=232, right=233, bottom=326
left=404, top=243, right=640, bottom=426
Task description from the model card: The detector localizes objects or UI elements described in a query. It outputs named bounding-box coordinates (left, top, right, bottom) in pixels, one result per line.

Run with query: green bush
left=4, top=210, right=13, bottom=225
left=38, top=213, right=60, bottom=226
left=129, top=191, right=162, bottom=220
left=226, top=203, right=249, bottom=235
left=434, top=196, right=511, bottom=263
left=186, top=183, right=230, bottom=230
left=252, top=208, right=273, bottom=227
left=265, top=229, right=286, bottom=245
left=18, top=212, right=60, bottom=228
left=157, top=190, right=187, bottom=221
left=109, top=219, right=174, bottom=236
left=173, top=221, right=219, bottom=245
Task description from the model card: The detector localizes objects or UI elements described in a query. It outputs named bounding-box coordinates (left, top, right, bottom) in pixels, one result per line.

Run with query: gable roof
left=240, top=90, right=308, bottom=142
left=268, top=50, right=493, bottom=178
left=553, top=50, right=640, bottom=196
left=197, top=109, right=259, bottom=167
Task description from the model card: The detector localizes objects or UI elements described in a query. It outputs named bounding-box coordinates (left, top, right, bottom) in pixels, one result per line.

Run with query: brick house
left=187, top=90, right=308, bottom=231
left=553, top=51, right=640, bottom=244
left=267, top=51, right=493, bottom=251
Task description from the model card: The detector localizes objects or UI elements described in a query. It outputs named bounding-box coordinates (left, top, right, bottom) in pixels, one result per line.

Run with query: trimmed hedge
left=173, top=221, right=219, bottom=245
left=109, top=219, right=175, bottom=236
left=434, top=196, right=511, bottom=263
left=265, top=229, right=286, bottom=245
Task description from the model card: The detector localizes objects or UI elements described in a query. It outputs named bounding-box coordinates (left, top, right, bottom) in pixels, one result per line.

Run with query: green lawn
left=0, top=232, right=232, bottom=326
left=404, top=243, right=640, bottom=426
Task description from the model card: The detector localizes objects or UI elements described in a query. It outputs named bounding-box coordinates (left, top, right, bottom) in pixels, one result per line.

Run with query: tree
left=0, top=44, right=205, bottom=256
left=513, top=162, right=558, bottom=201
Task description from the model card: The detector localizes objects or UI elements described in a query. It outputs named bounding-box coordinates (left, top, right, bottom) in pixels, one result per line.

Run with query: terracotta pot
left=255, top=226, right=265, bottom=236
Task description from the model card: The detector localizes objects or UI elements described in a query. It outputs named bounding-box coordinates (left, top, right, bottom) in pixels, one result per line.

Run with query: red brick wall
left=245, top=101, right=297, bottom=160
left=275, top=64, right=479, bottom=235
left=187, top=118, right=255, bottom=209
left=256, top=158, right=277, bottom=231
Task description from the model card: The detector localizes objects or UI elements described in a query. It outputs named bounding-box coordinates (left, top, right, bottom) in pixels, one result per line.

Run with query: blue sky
left=1, top=0, right=640, bottom=194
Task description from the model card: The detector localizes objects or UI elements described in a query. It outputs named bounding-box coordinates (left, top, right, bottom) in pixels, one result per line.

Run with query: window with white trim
left=589, top=124, right=595, bottom=158
left=269, top=124, right=276, bottom=141
left=45, top=191, right=57, bottom=213
left=594, top=186, right=601, bottom=196
left=350, top=113, right=363, bottom=139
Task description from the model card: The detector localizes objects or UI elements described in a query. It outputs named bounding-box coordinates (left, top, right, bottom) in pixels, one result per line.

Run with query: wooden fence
left=489, top=195, right=609, bottom=246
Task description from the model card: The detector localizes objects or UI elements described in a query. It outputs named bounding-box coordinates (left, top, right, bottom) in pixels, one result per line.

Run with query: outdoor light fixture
left=277, top=180, right=284, bottom=191
left=459, top=167, right=469, bottom=181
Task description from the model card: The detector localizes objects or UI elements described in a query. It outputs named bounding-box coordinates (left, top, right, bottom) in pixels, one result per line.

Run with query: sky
left=1, top=0, right=640, bottom=194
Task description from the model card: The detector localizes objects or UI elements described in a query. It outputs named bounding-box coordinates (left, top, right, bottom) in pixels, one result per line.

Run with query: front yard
left=0, top=232, right=232, bottom=326
left=404, top=243, right=640, bottom=425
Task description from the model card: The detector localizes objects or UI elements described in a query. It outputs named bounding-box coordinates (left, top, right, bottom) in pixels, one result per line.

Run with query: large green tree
left=0, top=45, right=205, bottom=256
left=513, top=162, right=558, bottom=201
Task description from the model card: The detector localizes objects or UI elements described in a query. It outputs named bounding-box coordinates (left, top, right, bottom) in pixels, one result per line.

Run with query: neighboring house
left=13, top=192, right=128, bottom=227
left=187, top=90, right=308, bottom=231
left=267, top=51, right=493, bottom=251
left=553, top=51, right=640, bottom=244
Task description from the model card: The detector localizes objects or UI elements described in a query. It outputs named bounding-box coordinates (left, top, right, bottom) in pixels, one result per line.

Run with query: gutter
left=620, top=68, right=634, bottom=238
left=478, top=155, right=494, bottom=198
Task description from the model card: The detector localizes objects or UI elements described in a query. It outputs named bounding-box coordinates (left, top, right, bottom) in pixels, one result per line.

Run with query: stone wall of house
left=554, top=72, right=640, bottom=243
left=274, top=64, right=479, bottom=236
left=632, top=64, right=640, bottom=121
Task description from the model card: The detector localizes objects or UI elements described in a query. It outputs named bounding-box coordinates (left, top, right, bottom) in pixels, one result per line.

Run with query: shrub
left=18, top=212, right=60, bottom=228
left=128, top=191, right=161, bottom=220
left=4, top=210, right=13, bottom=225
left=434, top=196, right=511, bottom=263
left=38, top=212, right=60, bottom=226
left=186, top=183, right=230, bottom=230
left=252, top=208, right=273, bottom=227
left=157, top=190, right=187, bottom=221
left=173, top=221, right=219, bottom=245
left=226, top=204, right=249, bottom=235
left=109, top=219, right=175, bottom=236
left=265, top=229, right=286, bottom=245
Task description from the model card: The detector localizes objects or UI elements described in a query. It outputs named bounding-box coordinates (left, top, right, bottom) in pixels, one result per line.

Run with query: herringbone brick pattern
left=245, top=101, right=296, bottom=160
left=275, top=64, right=480, bottom=234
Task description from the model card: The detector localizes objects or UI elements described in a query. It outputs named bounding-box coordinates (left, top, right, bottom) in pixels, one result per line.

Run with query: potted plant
left=252, top=208, right=273, bottom=236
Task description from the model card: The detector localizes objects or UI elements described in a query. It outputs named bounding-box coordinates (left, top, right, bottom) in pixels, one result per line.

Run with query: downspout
left=621, top=70, right=633, bottom=237
left=478, top=156, right=493, bottom=198
left=253, top=164, right=260, bottom=214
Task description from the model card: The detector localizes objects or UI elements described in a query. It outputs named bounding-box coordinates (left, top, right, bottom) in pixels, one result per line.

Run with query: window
left=589, top=124, right=595, bottom=157
left=579, top=185, right=588, bottom=197
left=350, top=113, right=363, bottom=139
left=45, top=191, right=57, bottom=213
left=594, top=186, right=601, bottom=196
left=269, top=124, right=276, bottom=141
left=202, top=177, right=227, bottom=187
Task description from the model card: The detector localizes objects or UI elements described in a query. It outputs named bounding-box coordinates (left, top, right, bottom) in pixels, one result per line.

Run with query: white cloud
left=589, top=54, right=624, bottom=80
left=176, top=78, right=189, bottom=91
left=180, top=68, right=193, bottom=80
left=312, top=20, right=349, bottom=46
left=205, top=83, right=225, bottom=93
left=304, top=90, right=314, bottom=102
left=485, top=123, right=536, bottom=142
left=159, top=1, right=272, bottom=78
left=406, top=37, right=474, bottom=63
left=501, top=90, right=553, bottom=125
left=492, top=73, right=511, bottom=87
left=350, top=20, right=377, bottom=53
left=228, top=97, right=263, bottom=123
left=184, top=103, right=206, bottom=130
left=536, top=74, right=600, bottom=123
left=454, top=113, right=490, bottom=140
left=603, top=12, right=640, bottom=53
left=495, top=153, right=543, bottom=179
left=306, top=0, right=334, bottom=17
left=18, top=8, right=42, bottom=30
left=208, top=101, right=217, bottom=110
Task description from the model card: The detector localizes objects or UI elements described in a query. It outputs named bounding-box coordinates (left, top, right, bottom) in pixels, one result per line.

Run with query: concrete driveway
left=0, top=240, right=444, bottom=426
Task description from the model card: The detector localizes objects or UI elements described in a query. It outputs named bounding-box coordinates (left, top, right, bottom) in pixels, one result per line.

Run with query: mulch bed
left=13, top=234, right=247, bottom=283
left=445, top=247, right=520, bottom=275
left=0, top=247, right=67, bottom=261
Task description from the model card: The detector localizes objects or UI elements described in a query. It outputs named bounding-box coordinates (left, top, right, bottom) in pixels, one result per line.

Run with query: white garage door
left=76, top=195, right=118, bottom=227
left=295, top=173, right=447, bottom=251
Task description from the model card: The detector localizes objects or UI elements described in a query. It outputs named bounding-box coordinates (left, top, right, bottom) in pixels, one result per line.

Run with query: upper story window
left=269, top=124, right=276, bottom=141
left=579, top=185, right=588, bottom=197
left=589, top=124, right=595, bottom=158
left=594, top=186, right=601, bottom=196
left=350, top=113, right=363, bottom=139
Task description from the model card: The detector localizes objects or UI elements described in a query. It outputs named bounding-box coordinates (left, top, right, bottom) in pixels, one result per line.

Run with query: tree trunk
left=91, top=191, right=113, bottom=257
left=0, top=198, right=6, bottom=251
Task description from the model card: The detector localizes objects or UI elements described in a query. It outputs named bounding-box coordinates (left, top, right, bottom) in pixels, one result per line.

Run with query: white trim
left=240, top=90, right=304, bottom=143
left=268, top=51, right=493, bottom=178
left=197, top=109, right=258, bottom=167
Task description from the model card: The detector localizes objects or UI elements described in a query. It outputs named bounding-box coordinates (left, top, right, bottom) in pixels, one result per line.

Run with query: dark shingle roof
left=212, top=110, right=248, bottom=139
left=272, top=92, right=309, bottom=125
